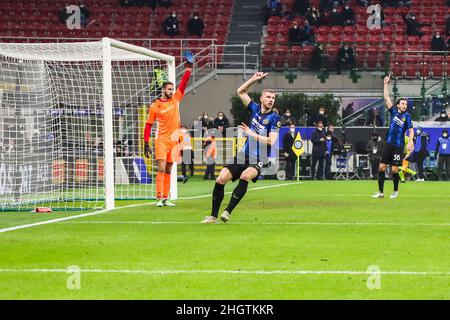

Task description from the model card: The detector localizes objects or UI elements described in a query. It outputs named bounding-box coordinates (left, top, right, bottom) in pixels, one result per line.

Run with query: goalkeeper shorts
left=154, top=138, right=181, bottom=163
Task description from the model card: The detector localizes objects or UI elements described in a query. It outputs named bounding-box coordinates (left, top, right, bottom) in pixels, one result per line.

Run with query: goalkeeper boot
left=156, top=199, right=164, bottom=207
left=390, top=191, right=399, bottom=199
left=201, top=216, right=218, bottom=224
left=220, top=210, right=231, bottom=223
left=372, top=192, right=384, bottom=199
left=162, top=199, right=176, bottom=207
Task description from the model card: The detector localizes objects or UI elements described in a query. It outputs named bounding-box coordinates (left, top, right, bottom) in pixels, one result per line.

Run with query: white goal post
left=0, top=38, right=177, bottom=211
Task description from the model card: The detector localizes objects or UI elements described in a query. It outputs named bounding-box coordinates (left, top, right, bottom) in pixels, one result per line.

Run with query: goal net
left=0, top=38, right=176, bottom=211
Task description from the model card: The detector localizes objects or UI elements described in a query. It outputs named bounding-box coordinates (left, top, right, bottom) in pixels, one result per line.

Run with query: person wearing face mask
left=431, top=32, right=446, bottom=53
left=281, top=109, right=297, bottom=126
left=403, top=13, right=424, bottom=37
left=311, top=121, right=327, bottom=180
left=434, top=109, right=449, bottom=122
left=435, top=129, right=450, bottom=180
left=288, top=22, right=303, bottom=47
left=305, top=5, right=320, bottom=26
left=213, top=111, right=230, bottom=137
left=198, top=112, right=213, bottom=136
left=341, top=3, right=355, bottom=26
left=367, top=133, right=384, bottom=180
left=187, top=12, right=205, bottom=38
left=330, top=7, right=344, bottom=26
left=282, top=122, right=298, bottom=180
left=336, top=43, right=355, bottom=75
left=162, top=12, right=179, bottom=37
left=412, top=126, right=429, bottom=182
left=310, top=106, right=328, bottom=127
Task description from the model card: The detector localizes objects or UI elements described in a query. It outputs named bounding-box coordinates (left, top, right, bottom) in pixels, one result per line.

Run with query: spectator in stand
left=310, top=43, right=328, bottom=70
left=288, top=21, right=303, bottom=47
left=198, top=112, right=214, bottom=136
left=310, top=106, right=329, bottom=127
left=293, top=0, right=310, bottom=15
left=58, top=4, right=71, bottom=24
left=213, top=111, right=230, bottom=136
left=431, top=32, right=446, bottom=52
left=79, top=3, right=90, bottom=28
left=162, top=12, right=180, bottom=37
left=263, top=0, right=283, bottom=25
left=435, top=109, right=449, bottom=122
left=306, top=5, right=321, bottom=26
left=311, top=121, right=327, bottom=180
left=281, top=109, right=297, bottom=126
left=336, top=43, right=355, bottom=74
left=330, top=7, right=344, bottom=26
left=301, top=20, right=316, bottom=45
left=282, top=122, right=298, bottom=180
left=187, top=12, right=205, bottom=38
left=446, top=15, right=450, bottom=36
left=342, top=3, right=356, bottom=26
left=159, top=0, right=172, bottom=8
left=403, top=13, right=424, bottom=37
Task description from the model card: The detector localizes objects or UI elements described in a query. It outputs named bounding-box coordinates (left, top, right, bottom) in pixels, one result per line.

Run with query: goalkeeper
left=143, top=50, right=194, bottom=207
left=399, top=135, right=416, bottom=183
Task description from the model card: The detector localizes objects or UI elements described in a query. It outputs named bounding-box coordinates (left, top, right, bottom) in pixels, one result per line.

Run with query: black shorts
left=381, top=144, right=403, bottom=166
left=223, top=155, right=266, bottom=183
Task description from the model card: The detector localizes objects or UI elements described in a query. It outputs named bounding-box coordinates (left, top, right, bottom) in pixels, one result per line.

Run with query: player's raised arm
left=237, top=72, right=268, bottom=107
left=174, top=50, right=195, bottom=101
left=383, top=74, right=393, bottom=110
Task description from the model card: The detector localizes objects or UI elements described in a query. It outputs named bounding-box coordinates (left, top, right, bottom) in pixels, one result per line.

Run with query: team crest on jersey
left=263, top=119, right=269, bottom=125
left=276, top=121, right=281, bottom=128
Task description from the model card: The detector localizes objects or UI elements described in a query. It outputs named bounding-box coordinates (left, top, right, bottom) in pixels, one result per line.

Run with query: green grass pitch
left=0, top=178, right=449, bottom=299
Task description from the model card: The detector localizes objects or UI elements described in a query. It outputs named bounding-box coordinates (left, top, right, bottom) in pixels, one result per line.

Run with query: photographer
left=367, top=133, right=384, bottom=179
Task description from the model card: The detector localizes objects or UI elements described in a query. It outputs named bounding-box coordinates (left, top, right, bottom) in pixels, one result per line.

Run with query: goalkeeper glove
left=144, top=142, right=151, bottom=158
left=184, top=50, right=195, bottom=67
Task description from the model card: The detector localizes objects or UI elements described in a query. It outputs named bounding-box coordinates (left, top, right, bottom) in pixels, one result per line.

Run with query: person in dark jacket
left=282, top=122, right=298, bottom=180
left=412, top=126, right=429, bottom=181
left=288, top=21, right=303, bottom=47
left=310, top=43, right=328, bottom=70
left=434, top=109, right=449, bottom=122
left=309, top=106, right=329, bottom=127
left=213, top=111, right=230, bottom=137
left=162, top=12, right=180, bottom=37
left=311, top=121, right=327, bottom=179
left=367, top=132, right=385, bottom=179
left=187, top=12, right=205, bottom=38
left=336, top=44, right=355, bottom=75
left=435, top=129, right=450, bottom=180
left=431, top=32, right=446, bottom=52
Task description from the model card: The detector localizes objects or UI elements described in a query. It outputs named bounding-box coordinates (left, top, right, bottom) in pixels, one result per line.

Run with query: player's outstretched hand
left=240, top=122, right=256, bottom=138
left=251, top=72, right=268, bottom=82
left=384, top=74, right=391, bottom=84
left=144, top=142, right=152, bottom=158
left=184, top=50, right=195, bottom=67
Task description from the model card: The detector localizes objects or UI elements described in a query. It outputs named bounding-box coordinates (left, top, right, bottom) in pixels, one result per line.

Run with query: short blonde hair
left=261, top=89, right=275, bottom=96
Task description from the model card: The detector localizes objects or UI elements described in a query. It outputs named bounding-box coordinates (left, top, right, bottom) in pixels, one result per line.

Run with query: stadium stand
left=0, top=0, right=233, bottom=66
left=262, top=0, right=450, bottom=79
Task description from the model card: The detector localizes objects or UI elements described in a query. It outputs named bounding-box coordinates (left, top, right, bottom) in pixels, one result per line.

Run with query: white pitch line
left=59, top=221, right=450, bottom=227
left=0, top=182, right=301, bottom=234
left=0, top=268, right=448, bottom=276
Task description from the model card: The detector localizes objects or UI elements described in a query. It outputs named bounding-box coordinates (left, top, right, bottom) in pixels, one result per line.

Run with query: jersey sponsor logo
left=159, top=103, right=176, bottom=114
left=393, top=116, right=405, bottom=127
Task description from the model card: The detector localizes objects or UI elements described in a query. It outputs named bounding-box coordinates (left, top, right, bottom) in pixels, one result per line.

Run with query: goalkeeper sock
left=378, top=171, right=385, bottom=193
left=163, top=173, right=171, bottom=199
left=398, top=169, right=405, bottom=182
left=156, top=172, right=164, bottom=199
left=211, top=182, right=225, bottom=218
left=405, top=168, right=416, bottom=176
left=225, top=179, right=249, bottom=214
left=393, top=172, right=400, bottom=191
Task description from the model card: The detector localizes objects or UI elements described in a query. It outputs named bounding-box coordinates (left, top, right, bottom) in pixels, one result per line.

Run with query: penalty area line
left=0, top=182, right=301, bottom=234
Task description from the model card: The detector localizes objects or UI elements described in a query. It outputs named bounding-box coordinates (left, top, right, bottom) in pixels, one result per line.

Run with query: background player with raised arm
left=201, top=72, right=281, bottom=224
left=143, top=51, right=194, bottom=207
left=373, top=74, right=414, bottom=199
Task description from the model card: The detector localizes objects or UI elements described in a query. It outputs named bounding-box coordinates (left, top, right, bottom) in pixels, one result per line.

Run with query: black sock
left=225, top=179, right=249, bottom=214
left=378, top=171, right=385, bottom=193
left=211, top=183, right=225, bottom=218
left=393, top=172, right=400, bottom=191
